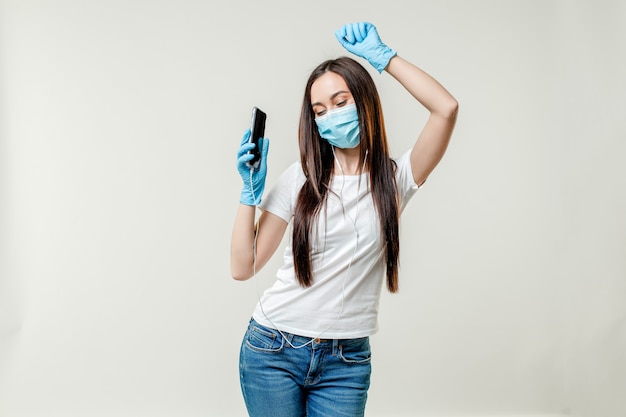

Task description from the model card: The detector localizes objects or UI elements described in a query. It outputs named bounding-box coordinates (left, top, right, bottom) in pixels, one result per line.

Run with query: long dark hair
left=293, top=57, right=400, bottom=293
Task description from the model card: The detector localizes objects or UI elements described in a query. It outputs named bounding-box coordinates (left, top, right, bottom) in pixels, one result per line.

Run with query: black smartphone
left=248, top=107, right=266, bottom=167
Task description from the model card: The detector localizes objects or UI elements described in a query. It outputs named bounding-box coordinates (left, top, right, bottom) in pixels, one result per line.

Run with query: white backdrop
left=1, top=1, right=625, bottom=416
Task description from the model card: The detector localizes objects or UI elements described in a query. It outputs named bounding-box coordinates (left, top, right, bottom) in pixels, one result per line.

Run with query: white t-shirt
left=253, top=149, right=419, bottom=339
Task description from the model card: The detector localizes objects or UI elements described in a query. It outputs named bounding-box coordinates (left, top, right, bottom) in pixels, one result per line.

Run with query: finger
left=258, top=138, right=270, bottom=172
left=237, top=142, right=255, bottom=158
left=238, top=152, right=254, bottom=165
left=334, top=25, right=347, bottom=41
left=335, top=31, right=351, bottom=49
left=356, top=22, right=368, bottom=41
left=365, top=22, right=379, bottom=40
left=239, top=129, right=251, bottom=146
left=261, top=137, right=270, bottom=160
left=343, top=23, right=357, bottom=44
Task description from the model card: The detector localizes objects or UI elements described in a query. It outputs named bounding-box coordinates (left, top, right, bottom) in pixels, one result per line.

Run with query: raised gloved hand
left=334, top=22, right=397, bottom=73
left=237, top=130, right=269, bottom=206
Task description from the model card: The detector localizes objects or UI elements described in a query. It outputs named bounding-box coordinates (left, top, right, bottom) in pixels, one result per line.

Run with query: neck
left=332, top=147, right=367, bottom=175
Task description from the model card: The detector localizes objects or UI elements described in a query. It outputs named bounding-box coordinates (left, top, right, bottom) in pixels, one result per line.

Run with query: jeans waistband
left=249, top=318, right=366, bottom=348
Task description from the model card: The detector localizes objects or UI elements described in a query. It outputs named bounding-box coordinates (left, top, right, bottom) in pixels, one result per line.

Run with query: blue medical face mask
left=315, top=103, right=360, bottom=149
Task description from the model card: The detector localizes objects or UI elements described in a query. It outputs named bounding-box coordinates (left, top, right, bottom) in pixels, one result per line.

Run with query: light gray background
left=1, top=1, right=625, bottom=416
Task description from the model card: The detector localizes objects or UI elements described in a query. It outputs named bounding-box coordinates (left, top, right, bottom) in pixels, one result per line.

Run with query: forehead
left=310, top=72, right=351, bottom=103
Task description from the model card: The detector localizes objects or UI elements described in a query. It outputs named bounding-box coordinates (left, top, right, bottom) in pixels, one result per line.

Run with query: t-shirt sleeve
left=258, top=162, right=304, bottom=223
left=395, top=149, right=420, bottom=213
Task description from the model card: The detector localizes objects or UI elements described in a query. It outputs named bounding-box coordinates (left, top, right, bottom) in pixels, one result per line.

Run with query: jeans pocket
left=338, top=337, right=372, bottom=364
left=245, top=323, right=285, bottom=353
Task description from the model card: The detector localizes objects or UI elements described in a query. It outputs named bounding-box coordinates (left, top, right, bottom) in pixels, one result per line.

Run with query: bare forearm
left=386, top=56, right=458, bottom=118
left=230, top=204, right=257, bottom=280
left=230, top=205, right=288, bottom=280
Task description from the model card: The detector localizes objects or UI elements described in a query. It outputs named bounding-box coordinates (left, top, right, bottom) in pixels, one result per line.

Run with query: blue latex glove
left=237, top=129, right=269, bottom=206
left=334, top=22, right=397, bottom=73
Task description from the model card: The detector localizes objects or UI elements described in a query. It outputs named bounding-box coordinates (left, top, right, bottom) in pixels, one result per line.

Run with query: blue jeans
left=239, top=319, right=372, bottom=417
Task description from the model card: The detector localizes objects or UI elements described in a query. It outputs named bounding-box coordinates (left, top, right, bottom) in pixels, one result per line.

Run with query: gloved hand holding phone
left=237, top=129, right=269, bottom=206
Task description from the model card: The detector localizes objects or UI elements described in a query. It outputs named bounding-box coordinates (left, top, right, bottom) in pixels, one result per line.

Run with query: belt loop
left=283, top=331, right=296, bottom=345
left=332, top=339, right=339, bottom=356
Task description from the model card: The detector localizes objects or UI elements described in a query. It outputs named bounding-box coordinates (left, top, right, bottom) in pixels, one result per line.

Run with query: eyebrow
left=311, top=90, right=350, bottom=107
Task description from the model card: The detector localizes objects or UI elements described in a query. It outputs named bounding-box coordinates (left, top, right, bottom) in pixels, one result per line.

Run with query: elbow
left=443, top=97, right=459, bottom=120
left=231, top=269, right=252, bottom=282
left=431, top=98, right=458, bottom=127
left=232, top=275, right=250, bottom=282
left=230, top=261, right=253, bottom=281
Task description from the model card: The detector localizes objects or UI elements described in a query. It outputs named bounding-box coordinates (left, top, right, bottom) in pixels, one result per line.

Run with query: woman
left=231, top=22, right=458, bottom=417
